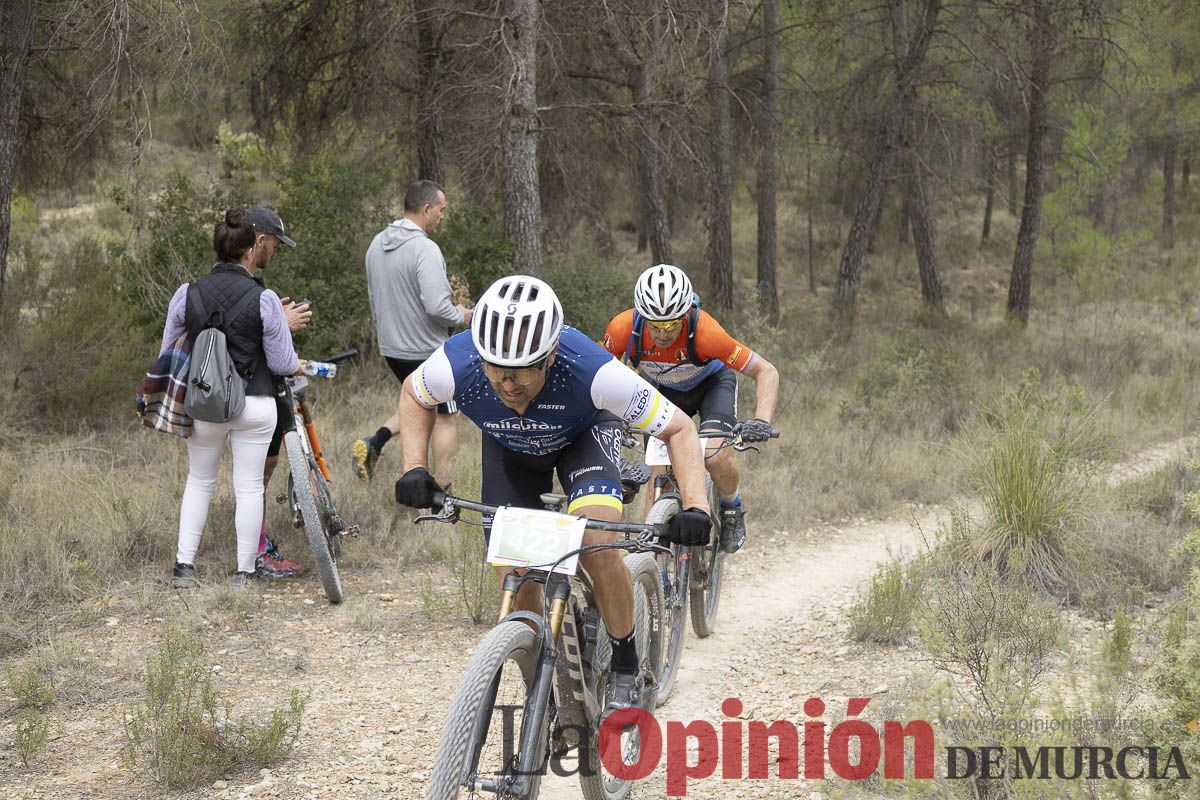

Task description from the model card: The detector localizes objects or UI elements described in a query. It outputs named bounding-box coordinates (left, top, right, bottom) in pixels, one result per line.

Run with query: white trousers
left=176, top=395, right=277, bottom=573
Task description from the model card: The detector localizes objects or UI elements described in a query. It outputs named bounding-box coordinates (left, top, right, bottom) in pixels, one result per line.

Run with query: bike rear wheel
left=427, top=620, right=545, bottom=800
left=577, top=551, right=663, bottom=800
left=284, top=431, right=344, bottom=604
left=646, top=496, right=687, bottom=706
left=688, top=474, right=725, bottom=637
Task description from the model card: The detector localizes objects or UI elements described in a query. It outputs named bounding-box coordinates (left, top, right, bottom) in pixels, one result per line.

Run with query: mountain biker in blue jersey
left=392, top=275, right=712, bottom=718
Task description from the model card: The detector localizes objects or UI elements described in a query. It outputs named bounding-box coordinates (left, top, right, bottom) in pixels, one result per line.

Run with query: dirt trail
left=1, top=437, right=1191, bottom=800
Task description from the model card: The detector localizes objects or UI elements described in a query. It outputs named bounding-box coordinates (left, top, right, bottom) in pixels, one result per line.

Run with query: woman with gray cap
left=160, top=206, right=306, bottom=587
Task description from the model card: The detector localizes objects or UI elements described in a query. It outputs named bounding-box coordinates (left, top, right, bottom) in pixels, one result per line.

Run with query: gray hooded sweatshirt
left=365, top=218, right=464, bottom=360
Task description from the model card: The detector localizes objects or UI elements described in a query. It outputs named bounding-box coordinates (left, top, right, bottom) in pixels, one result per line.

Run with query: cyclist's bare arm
left=398, top=380, right=437, bottom=471
left=742, top=354, right=780, bottom=423
left=658, top=408, right=710, bottom=514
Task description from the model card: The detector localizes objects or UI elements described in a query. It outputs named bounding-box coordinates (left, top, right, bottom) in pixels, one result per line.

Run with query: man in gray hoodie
left=352, top=180, right=472, bottom=484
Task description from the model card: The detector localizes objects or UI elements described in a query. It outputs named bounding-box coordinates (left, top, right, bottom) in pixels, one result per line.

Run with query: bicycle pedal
left=343, top=525, right=361, bottom=538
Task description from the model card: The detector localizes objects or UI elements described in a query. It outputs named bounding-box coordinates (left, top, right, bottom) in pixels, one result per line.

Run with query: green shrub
left=9, top=238, right=151, bottom=422
left=920, top=533, right=1063, bottom=715
left=122, top=628, right=307, bottom=788
left=1102, top=608, right=1134, bottom=679
left=436, top=202, right=514, bottom=302
left=215, top=121, right=269, bottom=188
left=548, top=250, right=630, bottom=340
left=121, top=629, right=233, bottom=788
left=849, top=554, right=926, bottom=645
left=118, top=172, right=229, bottom=335
left=966, top=378, right=1107, bottom=598
left=272, top=155, right=386, bottom=356
left=13, top=708, right=50, bottom=766
left=6, top=663, right=55, bottom=709
left=244, top=688, right=307, bottom=769
left=1151, top=528, right=1200, bottom=796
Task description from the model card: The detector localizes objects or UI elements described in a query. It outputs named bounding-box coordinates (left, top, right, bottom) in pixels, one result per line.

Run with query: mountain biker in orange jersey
left=393, top=275, right=712, bottom=719
left=603, top=264, right=780, bottom=553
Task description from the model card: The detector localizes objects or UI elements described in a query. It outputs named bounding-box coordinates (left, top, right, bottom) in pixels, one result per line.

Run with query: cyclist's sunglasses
left=646, top=318, right=684, bottom=333
left=481, top=356, right=550, bottom=386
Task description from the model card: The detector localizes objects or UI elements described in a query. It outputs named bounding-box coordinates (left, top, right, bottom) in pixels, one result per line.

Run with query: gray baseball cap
left=244, top=205, right=296, bottom=248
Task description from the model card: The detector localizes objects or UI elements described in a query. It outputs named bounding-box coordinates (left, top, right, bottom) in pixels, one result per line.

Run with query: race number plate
left=487, top=506, right=587, bottom=575
left=644, top=436, right=672, bottom=466
left=644, top=434, right=716, bottom=467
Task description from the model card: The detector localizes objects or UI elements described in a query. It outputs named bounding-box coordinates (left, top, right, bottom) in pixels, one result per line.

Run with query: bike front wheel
left=427, top=620, right=545, bottom=800
left=284, top=430, right=344, bottom=604
left=689, top=474, right=725, bottom=637
left=646, top=496, right=687, bottom=706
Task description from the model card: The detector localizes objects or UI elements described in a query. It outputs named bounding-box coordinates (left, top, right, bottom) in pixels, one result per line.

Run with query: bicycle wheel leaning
left=689, top=474, right=725, bottom=637
left=645, top=495, right=687, bottom=706
left=427, top=620, right=545, bottom=800
left=284, top=430, right=344, bottom=604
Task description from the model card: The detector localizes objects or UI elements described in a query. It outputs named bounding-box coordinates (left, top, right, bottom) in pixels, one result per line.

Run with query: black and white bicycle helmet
left=471, top=275, right=564, bottom=367
left=634, top=263, right=693, bottom=321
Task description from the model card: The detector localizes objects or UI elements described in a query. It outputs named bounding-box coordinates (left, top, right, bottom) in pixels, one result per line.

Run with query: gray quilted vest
left=183, top=283, right=261, bottom=423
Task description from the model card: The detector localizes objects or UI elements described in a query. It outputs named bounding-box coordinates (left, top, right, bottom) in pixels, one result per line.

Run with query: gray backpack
left=184, top=284, right=261, bottom=423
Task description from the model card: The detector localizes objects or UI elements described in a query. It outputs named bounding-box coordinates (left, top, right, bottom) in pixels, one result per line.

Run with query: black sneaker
left=170, top=562, right=199, bottom=588
left=719, top=505, right=747, bottom=553
left=599, top=671, right=645, bottom=731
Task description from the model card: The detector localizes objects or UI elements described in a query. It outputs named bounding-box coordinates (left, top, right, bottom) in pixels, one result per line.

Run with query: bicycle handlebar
left=324, top=348, right=359, bottom=364
left=425, top=492, right=669, bottom=542
left=622, top=421, right=780, bottom=453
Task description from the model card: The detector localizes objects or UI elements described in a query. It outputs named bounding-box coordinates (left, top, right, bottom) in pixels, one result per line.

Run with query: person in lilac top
left=164, top=207, right=307, bottom=589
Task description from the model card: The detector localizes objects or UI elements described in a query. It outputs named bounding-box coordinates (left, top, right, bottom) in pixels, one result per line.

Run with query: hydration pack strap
left=626, top=299, right=706, bottom=369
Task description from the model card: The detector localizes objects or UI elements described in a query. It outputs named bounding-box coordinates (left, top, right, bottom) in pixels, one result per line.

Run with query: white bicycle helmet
left=634, top=263, right=694, bottom=320
left=471, top=275, right=564, bottom=366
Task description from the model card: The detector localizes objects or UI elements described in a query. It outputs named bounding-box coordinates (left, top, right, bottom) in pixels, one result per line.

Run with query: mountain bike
left=636, top=422, right=778, bottom=652
left=423, top=491, right=669, bottom=800
left=279, top=349, right=360, bottom=604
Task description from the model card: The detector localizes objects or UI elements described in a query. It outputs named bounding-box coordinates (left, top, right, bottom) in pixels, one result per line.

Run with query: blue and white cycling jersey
left=410, top=327, right=677, bottom=455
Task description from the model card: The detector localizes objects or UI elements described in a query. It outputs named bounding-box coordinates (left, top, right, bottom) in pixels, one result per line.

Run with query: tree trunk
left=898, top=184, right=910, bottom=244
left=756, top=0, right=780, bottom=321
left=893, top=0, right=944, bottom=314
left=807, top=128, right=817, bottom=295
left=415, top=0, right=447, bottom=184
left=0, top=0, right=37, bottom=313
left=635, top=1, right=671, bottom=265
left=1007, top=145, right=1018, bottom=212
left=500, top=0, right=543, bottom=276
left=1164, top=145, right=1176, bottom=246
left=832, top=99, right=899, bottom=325
left=1163, top=63, right=1178, bottom=248
left=1006, top=0, right=1052, bottom=326
left=706, top=0, right=733, bottom=309
left=834, top=0, right=941, bottom=325
left=908, top=146, right=944, bottom=311
left=1181, top=153, right=1190, bottom=199
left=982, top=153, right=995, bottom=242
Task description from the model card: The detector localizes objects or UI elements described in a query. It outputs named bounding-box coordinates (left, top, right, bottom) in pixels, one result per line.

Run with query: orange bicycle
left=279, top=348, right=360, bottom=603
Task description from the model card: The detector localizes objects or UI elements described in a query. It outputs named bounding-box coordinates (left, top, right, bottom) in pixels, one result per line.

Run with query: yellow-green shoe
left=351, top=437, right=380, bottom=484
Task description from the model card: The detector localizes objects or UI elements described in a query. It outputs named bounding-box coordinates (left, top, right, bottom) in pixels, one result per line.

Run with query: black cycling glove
left=394, top=467, right=443, bottom=509
left=663, top=507, right=712, bottom=546
left=740, top=418, right=775, bottom=443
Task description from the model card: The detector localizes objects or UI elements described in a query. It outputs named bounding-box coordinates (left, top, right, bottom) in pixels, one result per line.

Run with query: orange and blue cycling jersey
left=602, top=308, right=757, bottom=391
